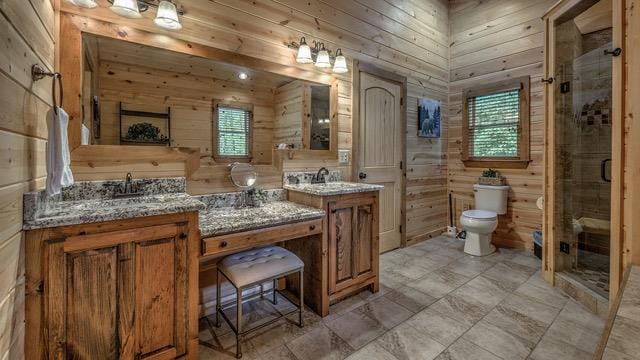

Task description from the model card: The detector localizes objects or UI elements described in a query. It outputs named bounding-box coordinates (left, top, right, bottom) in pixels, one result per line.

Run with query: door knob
left=359, top=172, right=367, bottom=180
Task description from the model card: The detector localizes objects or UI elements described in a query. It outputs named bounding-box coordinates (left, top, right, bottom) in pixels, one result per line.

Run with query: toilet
left=460, top=184, right=510, bottom=256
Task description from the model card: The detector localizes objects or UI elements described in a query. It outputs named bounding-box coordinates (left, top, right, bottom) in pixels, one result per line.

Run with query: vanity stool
left=216, top=246, right=304, bottom=358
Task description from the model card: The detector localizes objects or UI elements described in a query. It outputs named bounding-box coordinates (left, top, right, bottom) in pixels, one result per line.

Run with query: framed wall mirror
left=78, top=32, right=337, bottom=167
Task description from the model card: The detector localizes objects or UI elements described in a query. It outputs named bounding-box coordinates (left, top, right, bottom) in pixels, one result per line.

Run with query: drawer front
left=202, top=218, right=323, bottom=257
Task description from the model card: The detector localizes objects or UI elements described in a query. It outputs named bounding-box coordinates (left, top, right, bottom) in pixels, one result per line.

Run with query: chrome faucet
left=113, top=172, right=144, bottom=198
left=312, top=167, right=330, bottom=184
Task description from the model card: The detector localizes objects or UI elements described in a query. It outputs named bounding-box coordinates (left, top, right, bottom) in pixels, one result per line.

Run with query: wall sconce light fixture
left=287, top=37, right=348, bottom=73
left=66, top=0, right=184, bottom=30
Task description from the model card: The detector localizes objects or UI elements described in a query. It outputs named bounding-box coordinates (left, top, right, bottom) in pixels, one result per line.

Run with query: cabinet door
left=46, top=223, right=189, bottom=360
left=328, top=197, right=378, bottom=295
left=328, top=204, right=356, bottom=294
left=356, top=204, right=374, bottom=276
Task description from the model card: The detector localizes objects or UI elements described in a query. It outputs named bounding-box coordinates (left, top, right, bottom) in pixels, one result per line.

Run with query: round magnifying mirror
left=229, top=163, right=257, bottom=190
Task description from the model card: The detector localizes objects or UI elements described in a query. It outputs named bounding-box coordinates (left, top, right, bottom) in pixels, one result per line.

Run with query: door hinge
left=400, top=97, right=404, bottom=106
left=399, top=161, right=403, bottom=170
left=399, top=225, right=403, bottom=234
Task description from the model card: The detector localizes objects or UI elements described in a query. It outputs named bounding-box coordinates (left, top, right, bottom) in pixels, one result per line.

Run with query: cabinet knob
left=219, top=241, right=228, bottom=248
left=179, top=233, right=188, bottom=240
left=309, top=225, right=316, bottom=231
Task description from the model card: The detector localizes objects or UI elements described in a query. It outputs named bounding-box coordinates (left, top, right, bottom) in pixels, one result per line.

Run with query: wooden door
left=328, top=197, right=378, bottom=294
left=358, top=72, right=403, bottom=252
left=46, top=223, right=189, bottom=360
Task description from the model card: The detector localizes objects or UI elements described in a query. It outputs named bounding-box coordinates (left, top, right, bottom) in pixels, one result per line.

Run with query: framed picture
left=418, top=97, right=441, bottom=138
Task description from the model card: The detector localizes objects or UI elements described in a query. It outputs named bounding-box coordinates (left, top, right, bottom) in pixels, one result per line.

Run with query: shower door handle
left=601, top=159, right=611, bottom=183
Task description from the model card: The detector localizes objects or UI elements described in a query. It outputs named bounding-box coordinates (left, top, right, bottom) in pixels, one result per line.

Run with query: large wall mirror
left=78, top=33, right=337, bottom=166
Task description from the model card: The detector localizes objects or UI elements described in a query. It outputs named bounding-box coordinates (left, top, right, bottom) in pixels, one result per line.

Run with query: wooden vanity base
left=288, top=191, right=380, bottom=308
left=25, top=212, right=200, bottom=360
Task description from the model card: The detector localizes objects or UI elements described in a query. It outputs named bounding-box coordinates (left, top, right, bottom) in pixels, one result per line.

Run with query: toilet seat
left=462, top=209, right=497, bottom=221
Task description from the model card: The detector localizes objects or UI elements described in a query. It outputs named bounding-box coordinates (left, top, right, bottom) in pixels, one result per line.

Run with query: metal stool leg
left=236, top=286, right=243, bottom=359
left=299, top=270, right=304, bottom=328
left=272, top=278, right=278, bottom=304
left=215, top=269, right=221, bottom=328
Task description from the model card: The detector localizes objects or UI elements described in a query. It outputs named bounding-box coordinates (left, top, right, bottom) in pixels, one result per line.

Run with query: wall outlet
left=338, top=149, right=350, bottom=165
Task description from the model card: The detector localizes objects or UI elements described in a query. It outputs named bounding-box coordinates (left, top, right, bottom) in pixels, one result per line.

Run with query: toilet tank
left=473, top=184, right=510, bottom=214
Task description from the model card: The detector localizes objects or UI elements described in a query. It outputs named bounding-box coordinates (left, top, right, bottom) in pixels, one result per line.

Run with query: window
left=462, top=76, right=530, bottom=168
left=213, top=103, right=252, bottom=161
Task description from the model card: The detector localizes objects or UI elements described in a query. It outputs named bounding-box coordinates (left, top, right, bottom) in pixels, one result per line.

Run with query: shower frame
left=541, top=0, right=625, bottom=301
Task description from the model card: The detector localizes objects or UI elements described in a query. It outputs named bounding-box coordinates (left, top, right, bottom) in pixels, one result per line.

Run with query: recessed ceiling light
left=238, top=72, right=248, bottom=80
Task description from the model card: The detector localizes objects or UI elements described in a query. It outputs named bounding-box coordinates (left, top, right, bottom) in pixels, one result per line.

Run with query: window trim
left=212, top=100, right=253, bottom=162
left=461, top=76, right=531, bottom=169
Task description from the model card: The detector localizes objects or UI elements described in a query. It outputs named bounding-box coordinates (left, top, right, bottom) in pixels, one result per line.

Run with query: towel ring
left=32, top=64, right=63, bottom=114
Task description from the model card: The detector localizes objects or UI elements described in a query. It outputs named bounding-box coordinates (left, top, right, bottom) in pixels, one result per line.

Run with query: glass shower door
left=553, top=14, right=612, bottom=297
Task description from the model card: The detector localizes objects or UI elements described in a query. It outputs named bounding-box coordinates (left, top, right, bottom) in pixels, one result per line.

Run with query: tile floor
left=199, top=235, right=606, bottom=360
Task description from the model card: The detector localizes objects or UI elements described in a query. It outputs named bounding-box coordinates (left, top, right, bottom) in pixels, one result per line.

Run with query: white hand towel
left=46, top=107, right=74, bottom=196
left=81, top=123, right=90, bottom=145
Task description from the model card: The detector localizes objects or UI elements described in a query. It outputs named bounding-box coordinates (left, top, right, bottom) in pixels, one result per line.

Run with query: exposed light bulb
left=332, top=48, right=348, bottom=73
left=315, top=44, right=331, bottom=68
left=154, top=0, right=182, bottom=30
left=65, top=0, right=98, bottom=8
left=110, top=0, right=142, bottom=18
left=238, top=72, right=248, bottom=80
left=296, top=37, right=313, bottom=64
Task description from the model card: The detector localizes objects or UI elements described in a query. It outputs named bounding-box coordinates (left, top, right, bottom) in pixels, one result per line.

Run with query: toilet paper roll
left=536, top=196, right=544, bottom=210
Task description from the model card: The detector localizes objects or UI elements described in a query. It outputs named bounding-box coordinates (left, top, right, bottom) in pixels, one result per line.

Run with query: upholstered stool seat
left=215, top=246, right=304, bottom=358
left=219, top=246, right=304, bottom=288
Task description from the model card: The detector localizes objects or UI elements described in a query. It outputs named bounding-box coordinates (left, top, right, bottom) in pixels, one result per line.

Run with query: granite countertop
left=199, top=201, right=325, bottom=237
left=23, top=193, right=205, bottom=230
left=284, top=181, right=384, bottom=196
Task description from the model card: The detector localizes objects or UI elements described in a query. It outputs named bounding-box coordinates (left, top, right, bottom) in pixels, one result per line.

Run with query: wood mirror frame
left=59, top=13, right=340, bottom=177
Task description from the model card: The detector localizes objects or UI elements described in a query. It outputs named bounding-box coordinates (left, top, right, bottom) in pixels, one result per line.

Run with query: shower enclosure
left=543, top=0, right=621, bottom=299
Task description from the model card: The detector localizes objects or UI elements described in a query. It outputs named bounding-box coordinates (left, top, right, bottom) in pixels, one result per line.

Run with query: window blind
left=217, top=106, right=250, bottom=157
left=467, top=89, right=520, bottom=158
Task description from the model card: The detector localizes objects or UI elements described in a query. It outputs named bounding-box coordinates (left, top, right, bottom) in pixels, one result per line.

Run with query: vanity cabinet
left=25, top=212, right=200, bottom=360
left=328, top=197, right=377, bottom=294
left=288, top=191, right=379, bottom=303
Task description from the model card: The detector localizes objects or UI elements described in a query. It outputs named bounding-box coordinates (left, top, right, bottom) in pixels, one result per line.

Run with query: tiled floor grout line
left=348, top=248, right=501, bottom=359
left=199, top=237, right=606, bottom=360
left=315, top=247, right=477, bottom=360
left=423, top=259, right=536, bottom=360
left=344, top=245, right=530, bottom=359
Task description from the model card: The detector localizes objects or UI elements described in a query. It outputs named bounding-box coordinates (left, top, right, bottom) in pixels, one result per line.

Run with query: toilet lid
left=462, top=209, right=497, bottom=220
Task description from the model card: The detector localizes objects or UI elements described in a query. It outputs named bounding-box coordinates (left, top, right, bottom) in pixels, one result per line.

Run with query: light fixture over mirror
left=154, top=0, right=182, bottom=30
left=287, top=37, right=348, bottom=73
left=332, top=49, right=348, bottom=73
left=296, top=37, right=313, bottom=64
left=65, top=0, right=97, bottom=8
left=314, top=43, right=331, bottom=68
left=68, top=0, right=185, bottom=30
left=110, top=0, right=143, bottom=18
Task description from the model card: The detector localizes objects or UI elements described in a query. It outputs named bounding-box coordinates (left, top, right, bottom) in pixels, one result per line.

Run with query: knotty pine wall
left=448, top=0, right=553, bottom=249
left=96, top=61, right=277, bottom=163
left=62, top=0, right=450, bottom=244
left=274, top=80, right=305, bottom=149
left=0, top=0, right=57, bottom=358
